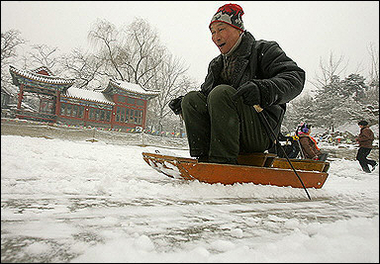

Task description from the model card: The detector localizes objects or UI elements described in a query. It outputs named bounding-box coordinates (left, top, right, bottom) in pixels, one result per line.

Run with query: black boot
left=197, top=156, right=209, bottom=163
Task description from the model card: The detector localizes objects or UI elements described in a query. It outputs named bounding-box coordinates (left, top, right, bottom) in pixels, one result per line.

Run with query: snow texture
left=1, top=134, right=379, bottom=263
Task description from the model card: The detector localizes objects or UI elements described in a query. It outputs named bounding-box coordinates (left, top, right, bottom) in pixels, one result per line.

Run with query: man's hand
left=169, top=96, right=184, bottom=115
left=232, top=81, right=261, bottom=106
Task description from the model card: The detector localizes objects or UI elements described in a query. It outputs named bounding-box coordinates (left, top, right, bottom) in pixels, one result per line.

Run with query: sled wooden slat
left=271, top=158, right=330, bottom=172
left=237, top=153, right=276, bottom=167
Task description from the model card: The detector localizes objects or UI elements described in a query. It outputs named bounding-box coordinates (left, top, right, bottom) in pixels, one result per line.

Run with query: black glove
left=169, top=96, right=184, bottom=115
left=232, top=81, right=261, bottom=106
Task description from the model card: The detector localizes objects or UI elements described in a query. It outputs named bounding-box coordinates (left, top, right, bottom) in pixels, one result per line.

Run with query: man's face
left=210, top=22, right=242, bottom=54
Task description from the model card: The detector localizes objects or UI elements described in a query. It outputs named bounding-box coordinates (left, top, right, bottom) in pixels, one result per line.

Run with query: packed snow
left=1, top=132, right=379, bottom=263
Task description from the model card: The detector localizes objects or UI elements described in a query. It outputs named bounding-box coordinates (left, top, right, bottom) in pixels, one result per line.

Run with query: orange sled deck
left=142, top=152, right=329, bottom=189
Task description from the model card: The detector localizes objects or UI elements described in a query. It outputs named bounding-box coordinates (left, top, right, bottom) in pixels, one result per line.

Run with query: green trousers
left=181, top=85, right=270, bottom=164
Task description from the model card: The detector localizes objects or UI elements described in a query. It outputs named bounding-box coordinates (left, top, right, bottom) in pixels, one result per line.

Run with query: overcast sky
left=1, top=1, right=379, bottom=93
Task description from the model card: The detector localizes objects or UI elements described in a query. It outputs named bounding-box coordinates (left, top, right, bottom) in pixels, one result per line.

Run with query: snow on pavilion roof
left=103, top=79, right=160, bottom=99
left=62, top=87, right=115, bottom=105
left=9, top=65, right=75, bottom=86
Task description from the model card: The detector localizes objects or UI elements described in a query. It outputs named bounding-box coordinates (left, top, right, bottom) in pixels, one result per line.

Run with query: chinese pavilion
left=9, top=65, right=160, bottom=129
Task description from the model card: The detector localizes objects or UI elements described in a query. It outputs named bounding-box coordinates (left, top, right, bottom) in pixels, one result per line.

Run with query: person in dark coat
left=277, top=133, right=300, bottom=159
left=356, top=120, right=377, bottom=173
left=297, top=123, right=328, bottom=161
left=169, top=3, right=305, bottom=164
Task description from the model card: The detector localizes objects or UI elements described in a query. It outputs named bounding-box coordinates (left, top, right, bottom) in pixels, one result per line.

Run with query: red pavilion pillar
left=56, top=91, right=61, bottom=116
left=142, top=100, right=147, bottom=129
left=17, top=83, right=24, bottom=109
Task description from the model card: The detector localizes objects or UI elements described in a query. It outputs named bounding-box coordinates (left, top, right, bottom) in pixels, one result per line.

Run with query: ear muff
left=301, top=126, right=309, bottom=133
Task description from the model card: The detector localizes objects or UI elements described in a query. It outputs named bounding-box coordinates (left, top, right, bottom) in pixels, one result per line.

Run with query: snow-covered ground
left=1, top=134, right=379, bottom=263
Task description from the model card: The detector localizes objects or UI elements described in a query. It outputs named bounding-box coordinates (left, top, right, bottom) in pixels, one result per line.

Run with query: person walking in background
left=356, top=120, right=378, bottom=173
left=169, top=3, right=305, bottom=164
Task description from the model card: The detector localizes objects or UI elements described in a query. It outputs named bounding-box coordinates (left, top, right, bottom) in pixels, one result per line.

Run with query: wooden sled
left=142, top=152, right=329, bottom=189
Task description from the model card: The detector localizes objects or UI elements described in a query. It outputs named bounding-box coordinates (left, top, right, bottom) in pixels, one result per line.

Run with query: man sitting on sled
left=169, top=3, right=305, bottom=164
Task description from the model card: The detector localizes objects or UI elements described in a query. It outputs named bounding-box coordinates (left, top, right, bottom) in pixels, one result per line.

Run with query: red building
left=9, top=65, right=160, bottom=130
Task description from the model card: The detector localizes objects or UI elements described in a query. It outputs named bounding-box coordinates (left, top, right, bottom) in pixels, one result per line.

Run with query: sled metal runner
left=142, top=152, right=329, bottom=189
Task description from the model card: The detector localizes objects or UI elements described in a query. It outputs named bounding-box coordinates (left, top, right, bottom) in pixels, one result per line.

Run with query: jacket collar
left=223, top=32, right=243, bottom=58
left=234, top=31, right=255, bottom=58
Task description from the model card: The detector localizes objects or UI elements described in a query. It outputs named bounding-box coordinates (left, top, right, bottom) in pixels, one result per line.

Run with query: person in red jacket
left=356, top=120, right=378, bottom=173
left=297, top=123, right=328, bottom=161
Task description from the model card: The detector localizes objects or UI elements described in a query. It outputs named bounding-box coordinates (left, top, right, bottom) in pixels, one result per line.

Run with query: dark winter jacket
left=356, top=126, right=375, bottom=148
left=200, top=31, right=305, bottom=137
left=298, top=133, right=321, bottom=159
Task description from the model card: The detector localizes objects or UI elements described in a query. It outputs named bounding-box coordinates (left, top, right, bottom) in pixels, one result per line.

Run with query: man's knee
left=181, top=91, right=207, bottom=113
left=182, top=91, right=199, bottom=105
left=208, top=85, right=235, bottom=104
left=209, top=85, right=235, bottom=98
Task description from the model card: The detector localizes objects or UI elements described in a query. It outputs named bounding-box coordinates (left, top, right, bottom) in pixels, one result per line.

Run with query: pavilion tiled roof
left=31, top=66, right=55, bottom=76
left=9, top=66, right=160, bottom=102
left=103, top=79, right=160, bottom=97
left=9, top=65, right=75, bottom=85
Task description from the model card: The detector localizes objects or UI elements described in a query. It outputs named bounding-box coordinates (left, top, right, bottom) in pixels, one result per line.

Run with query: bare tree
left=1, top=29, right=25, bottom=92
left=122, top=18, right=165, bottom=86
left=87, top=18, right=166, bottom=88
left=88, top=19, right=125, bottom=81
left=60, top=48, right=104, bottom=90
left=28, top=44, right=59, bottom=70
left=367, top=42, right=379, bottom=86
left=310, top=51, right=348, bottom=89
left=1, top=29, right=25, bottom=63
left=147, top=53, right=193, bottom=131
left=360, top=43, right=379, bottom=125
